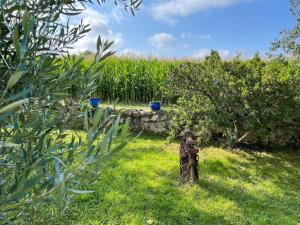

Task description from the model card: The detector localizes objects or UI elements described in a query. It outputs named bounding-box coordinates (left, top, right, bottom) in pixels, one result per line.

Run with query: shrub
left=168, top=51, right=300, bottom=147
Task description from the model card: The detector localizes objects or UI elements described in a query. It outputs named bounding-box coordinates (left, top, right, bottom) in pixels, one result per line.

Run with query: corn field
left=79, top=56, right=180, bottom=103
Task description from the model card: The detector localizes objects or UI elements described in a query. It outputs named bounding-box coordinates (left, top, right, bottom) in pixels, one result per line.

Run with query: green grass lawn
left=32, top=134, right=300, bottom=225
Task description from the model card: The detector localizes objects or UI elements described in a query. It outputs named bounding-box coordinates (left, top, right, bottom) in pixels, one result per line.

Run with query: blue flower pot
left=149, top=101, right=161, bottom=111
left=89, top=98, right=101, bottom=108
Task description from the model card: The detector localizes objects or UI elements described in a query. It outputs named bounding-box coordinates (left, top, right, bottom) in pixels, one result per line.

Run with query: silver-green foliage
left=0, top=0, right=140, bottom=222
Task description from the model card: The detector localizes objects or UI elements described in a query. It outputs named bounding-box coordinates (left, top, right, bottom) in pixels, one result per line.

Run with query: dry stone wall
left=118, top=109, right=171, bottom=134
left=58, top=99, right=172, bottom=134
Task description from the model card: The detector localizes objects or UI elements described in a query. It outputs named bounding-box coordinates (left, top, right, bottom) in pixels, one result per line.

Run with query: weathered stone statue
left=179, top=131, right=199, bottom=183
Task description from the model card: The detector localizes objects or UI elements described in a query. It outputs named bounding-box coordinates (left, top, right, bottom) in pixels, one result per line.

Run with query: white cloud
left=149, top=32, right=175, bottom=49
left=111, top=6, right=126, bottom=23
left=193, top=49, right=230, bottom=59
left=66, top=7, right=123, bottom=54
left=180, top=32, right=211, bottom=40
left=151, top=0, right=245, bottom=24
left=180, top=32, right=191, bottom=39
left=181, top=43, right=190, bottom=49
left=199, top=34, right=212, bottom=39
left=116, top=48, right=144, bottom=57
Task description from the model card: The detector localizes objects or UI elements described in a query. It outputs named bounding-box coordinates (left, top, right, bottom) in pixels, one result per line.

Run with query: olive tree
left=0, top=0, right=141, bottom=222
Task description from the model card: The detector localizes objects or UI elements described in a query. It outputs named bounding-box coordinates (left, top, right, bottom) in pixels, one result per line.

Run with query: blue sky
left=70, top=0, right=295, bottom=59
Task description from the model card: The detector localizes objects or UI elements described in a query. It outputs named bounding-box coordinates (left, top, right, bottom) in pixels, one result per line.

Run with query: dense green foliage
left=67, top=56, right=179, bottom=103
left=98, top=57, right=178, bottom=102
left=0, top=0, right=140, bottom=223
left=28, top=134, right=300, bottom=225
left=168, top=51, right=300, bottom=147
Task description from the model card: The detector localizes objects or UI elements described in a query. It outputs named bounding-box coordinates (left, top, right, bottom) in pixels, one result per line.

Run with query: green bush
left=168, top=51, right=300, bottom=147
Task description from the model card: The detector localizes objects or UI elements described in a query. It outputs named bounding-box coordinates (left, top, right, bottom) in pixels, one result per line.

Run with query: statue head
left=182, top=130, right=196, bottom=145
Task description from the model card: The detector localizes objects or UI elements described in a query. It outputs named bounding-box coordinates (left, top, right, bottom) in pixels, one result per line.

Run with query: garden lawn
left=35, top=134, right=300, bottom=225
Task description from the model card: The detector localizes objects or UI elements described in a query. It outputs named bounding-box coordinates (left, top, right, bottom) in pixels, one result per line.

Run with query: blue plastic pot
left=89, top=97, right=101, bottom=108
left=149, top=101, right=161, bottom=111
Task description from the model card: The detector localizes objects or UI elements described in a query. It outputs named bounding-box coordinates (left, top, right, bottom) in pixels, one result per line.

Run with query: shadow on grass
left=200, top=148, right=300, bottom=224
left=202, top=147, right=300, bottom=190
left=200, top=178, right=300, bottom=225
